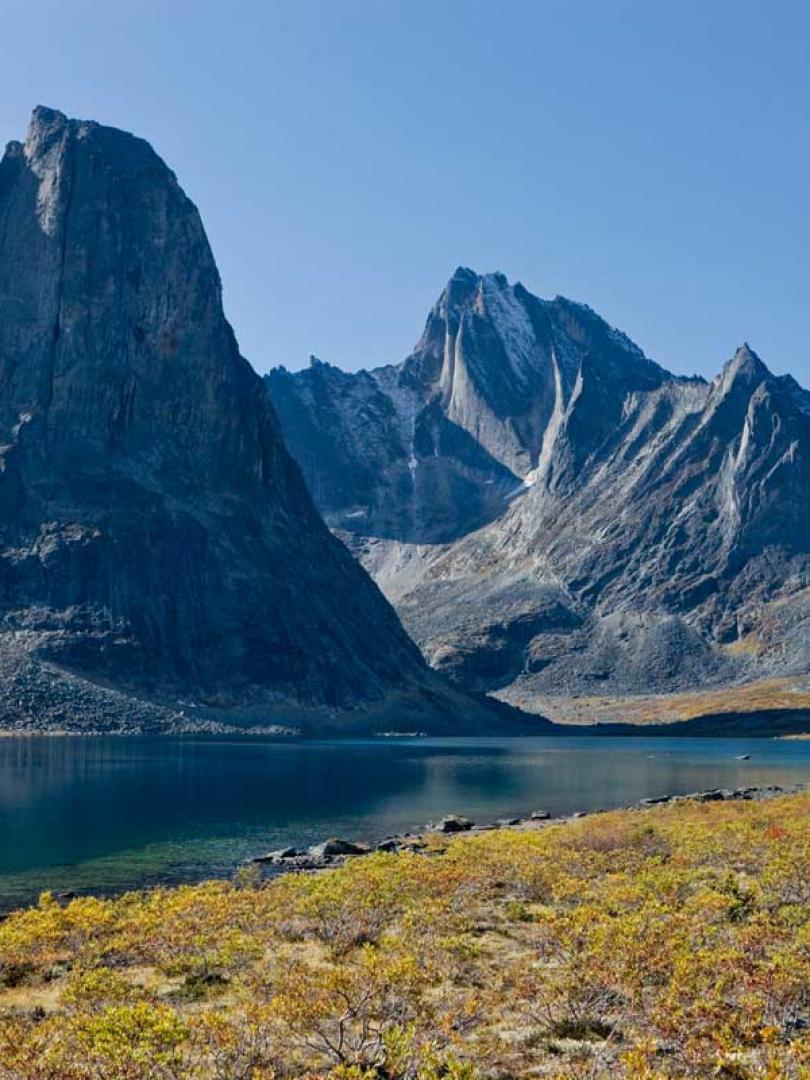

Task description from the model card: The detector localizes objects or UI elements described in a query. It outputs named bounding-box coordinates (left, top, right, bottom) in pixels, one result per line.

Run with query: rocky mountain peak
left=416, top=269, right=668, bottom=394
left=423, top=266, right=519, bottom=318
left=441, top=265, right=480, bottom=304
left=0, top=107, right=511, bottom=731
left=718, top=342, right=771, bottom=388
left=268, top=272, right=686, bottom=545
left=266, top=267, right=810, bottom=722
left=27, top=104, right=69, bottom=139
left=21, top=106, right=67, bottom=161
left=0, top=106, right=246, bottom=482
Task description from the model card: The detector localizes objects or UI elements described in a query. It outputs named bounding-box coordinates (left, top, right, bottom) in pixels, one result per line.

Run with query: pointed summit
left=25, top=105, right=69, bottom=149
left=439, top=266, right=508, bottom=302
left=433, top=265, right=480, bottom=317
left=448, top=265, right=477, bottom=283
left=729, top=342, right=767, bottom=375
left=716, top=343, right=771, bottom=396
left=28, top=104, right=68, bottom=134
left=22, top=107, right=96, bottom=172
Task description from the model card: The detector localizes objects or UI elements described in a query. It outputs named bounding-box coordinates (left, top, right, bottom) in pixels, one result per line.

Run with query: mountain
left=0, top=109, right=536, bottom=734
left=268, top=269, right=810, bottom=725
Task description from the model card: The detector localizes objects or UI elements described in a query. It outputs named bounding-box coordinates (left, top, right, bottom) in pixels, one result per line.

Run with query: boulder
left=308, top=838, right=369, bottom=859
left=431, top=815, right=474, bottom=833
left=376, top=838, right=402, bottom=853
left=249, top=846, right=302, bottom=865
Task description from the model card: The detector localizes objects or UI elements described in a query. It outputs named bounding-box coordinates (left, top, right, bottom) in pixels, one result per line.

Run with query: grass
left=515, top=676, right=810, bottom=726
left=1, top=795, right=810, bottom=1078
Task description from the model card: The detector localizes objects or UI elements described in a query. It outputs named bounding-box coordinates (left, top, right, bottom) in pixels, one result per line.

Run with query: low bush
left=1, top=794, right=809, bottom=1077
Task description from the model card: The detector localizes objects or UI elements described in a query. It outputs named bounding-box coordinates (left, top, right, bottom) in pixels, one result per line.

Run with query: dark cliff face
left=0, top=107, right=461, bottom=724
left=267, top=270, right=810, bottom=710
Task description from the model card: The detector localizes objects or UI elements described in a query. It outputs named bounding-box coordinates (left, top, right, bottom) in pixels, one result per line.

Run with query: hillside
left=268, top=270, right=810, bottom=728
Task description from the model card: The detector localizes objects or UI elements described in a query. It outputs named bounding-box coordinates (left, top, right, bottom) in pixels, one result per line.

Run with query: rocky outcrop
left=0, top=109, right=544, bottom=733
left=268, top=270, right=810, bottom=718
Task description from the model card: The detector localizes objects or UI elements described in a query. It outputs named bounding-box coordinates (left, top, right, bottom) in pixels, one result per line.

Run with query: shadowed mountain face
left=268, top=269, right=810, bottom=713
left=0, top=109, right=531, bottom=733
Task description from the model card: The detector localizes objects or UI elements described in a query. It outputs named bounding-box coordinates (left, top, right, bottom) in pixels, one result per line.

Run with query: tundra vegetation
left=1, top=795, right=809, bottom=1078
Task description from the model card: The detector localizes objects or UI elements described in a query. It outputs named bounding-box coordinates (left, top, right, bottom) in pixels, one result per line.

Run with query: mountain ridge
left=267, top=269, right=810, bottom=725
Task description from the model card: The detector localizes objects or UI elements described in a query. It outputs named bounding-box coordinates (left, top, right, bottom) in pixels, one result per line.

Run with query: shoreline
left=1, top=780, right=808, bottom=917
left=4, top=705, right=810, bottom=740
left=245, top=780, right=810, bottom=874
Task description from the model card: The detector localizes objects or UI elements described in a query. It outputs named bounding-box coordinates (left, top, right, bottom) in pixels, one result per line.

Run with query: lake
left=1, top=734, right=809, bottom=910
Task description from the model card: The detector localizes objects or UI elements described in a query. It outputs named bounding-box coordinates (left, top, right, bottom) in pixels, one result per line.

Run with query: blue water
left=0, top=735, right=808, bottom=909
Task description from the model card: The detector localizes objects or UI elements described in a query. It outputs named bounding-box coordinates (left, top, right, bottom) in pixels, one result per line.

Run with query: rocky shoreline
left=246, top=782, right=810, bottom=874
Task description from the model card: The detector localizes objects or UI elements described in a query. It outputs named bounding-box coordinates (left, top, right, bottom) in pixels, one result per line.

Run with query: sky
left=1, top=0, right=808, bottom=381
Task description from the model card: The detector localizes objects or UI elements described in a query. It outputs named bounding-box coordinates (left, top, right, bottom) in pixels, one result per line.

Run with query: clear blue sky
left=1, top=0, right=808, bottom=381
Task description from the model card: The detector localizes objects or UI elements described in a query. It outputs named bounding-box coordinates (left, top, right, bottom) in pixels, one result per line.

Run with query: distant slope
left=268, top=269, right=810, bottom=726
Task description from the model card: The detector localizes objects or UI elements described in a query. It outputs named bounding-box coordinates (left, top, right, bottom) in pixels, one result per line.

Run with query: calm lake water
left=1, top=734, right=809, bottom=910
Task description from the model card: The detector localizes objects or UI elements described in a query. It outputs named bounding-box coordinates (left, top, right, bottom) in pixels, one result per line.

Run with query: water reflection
left=0, top=735, right=808, bottom=907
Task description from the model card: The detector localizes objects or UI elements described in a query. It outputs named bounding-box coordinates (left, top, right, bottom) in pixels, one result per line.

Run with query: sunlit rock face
left=268, top=270, right=810, bottom=709
left=268, top=269, right=668, bottom=548
left=0, top=107, right=481, bottom=730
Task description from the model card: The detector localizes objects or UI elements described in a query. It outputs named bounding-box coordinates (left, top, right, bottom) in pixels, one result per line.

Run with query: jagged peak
left=435, top=272, right=646, bottom=359
left=308, top=355, right=355, bottom=376
left=429, top=269, right=524, bottom=335
left=17, top=106, right=168, bottom=183
left=432, top=266, right=484, bottom=318
left=302, top=355, right=375, bottom=388
left=29, top=105, right=69, bottom=134
left=716, top=343, right=771, bottom=392
left=442, top=267, right=509, bottom=294
left=23, top=106, right=73, bottom=161
left=479, top=270, right=510, bottom=289
left=731, top=342, right=765, bottom=369
left=448, top=265, right=478, bottom=284
left=411, top=267, right=667, bottom=398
